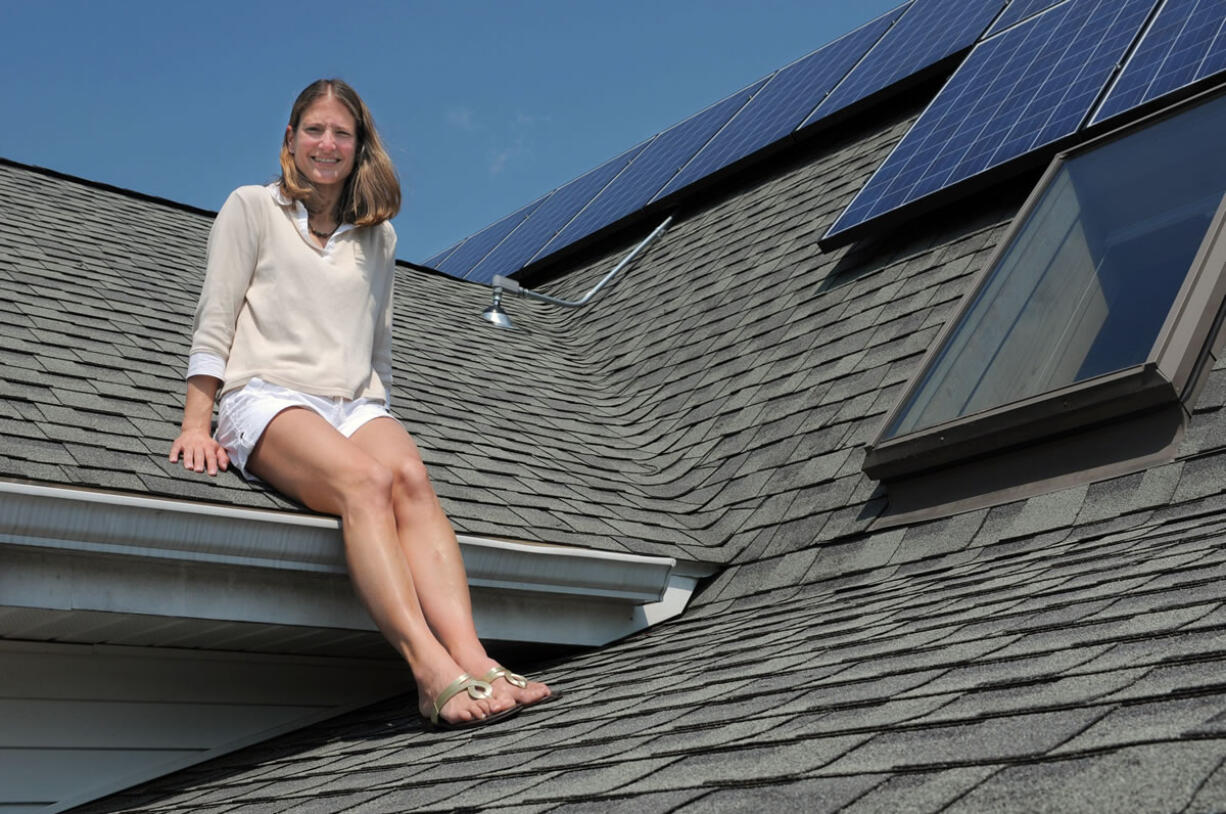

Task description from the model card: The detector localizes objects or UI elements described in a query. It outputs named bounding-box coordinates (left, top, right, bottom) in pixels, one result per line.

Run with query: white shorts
left=216, top=377, right=393, bottom=480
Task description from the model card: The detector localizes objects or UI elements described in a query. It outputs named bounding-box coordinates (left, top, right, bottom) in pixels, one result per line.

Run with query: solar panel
left=1090, top=0, right=1226, bottom=125
left=423, top=241, right=461, bottom=270
left=806, top=0, right=1009, bottom=125
left=462, top=142, right=650, bottom=283
left=532, top=79, right=767, bottom=261
left=987, top=0, right=1070, bottom=35
left=434, top=195, right=546, bottom=278
left=823, top=0, right=1157, bottom=246
left=652, top=7, right=905, bottom=203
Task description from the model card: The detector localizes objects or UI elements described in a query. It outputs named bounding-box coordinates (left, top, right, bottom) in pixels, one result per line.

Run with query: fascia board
left=0, top=481, right=695, bottom=646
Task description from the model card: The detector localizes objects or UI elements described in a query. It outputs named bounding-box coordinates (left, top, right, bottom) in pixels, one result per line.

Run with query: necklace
left=306, top=203, right=339, bottom=241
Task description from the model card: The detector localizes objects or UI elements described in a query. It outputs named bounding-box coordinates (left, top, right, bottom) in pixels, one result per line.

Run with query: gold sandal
left=480, top=665, right=559, bottom=707
left=427, top=673, right=520, bottom=731
left=480, top=665, right=528, bottom=689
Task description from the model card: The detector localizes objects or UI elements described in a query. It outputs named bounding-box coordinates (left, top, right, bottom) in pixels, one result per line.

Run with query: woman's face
left=287, top=94, right=358, bottom=195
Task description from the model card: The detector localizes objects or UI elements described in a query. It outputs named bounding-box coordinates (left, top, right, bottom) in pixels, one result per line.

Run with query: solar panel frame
left=987, top=0, right=1070, bottom=35
left=823, top=0, right=1158, bottom=247
left=1090, top=0, right=1226, bottom=125
left=533, top=79, right=768, bottom=262
left=805, top=0, right=1010, bottom=126
left=650, top=8, right=905, bottom=203
left=462, top=141, right=650, bottom=283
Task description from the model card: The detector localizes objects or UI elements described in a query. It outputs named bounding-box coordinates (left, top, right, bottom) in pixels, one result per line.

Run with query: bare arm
left=169, top=375, right=229, bottom=476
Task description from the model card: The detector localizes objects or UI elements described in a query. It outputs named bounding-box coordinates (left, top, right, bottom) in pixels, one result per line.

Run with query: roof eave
left=0, top=481, right=714, bottom=650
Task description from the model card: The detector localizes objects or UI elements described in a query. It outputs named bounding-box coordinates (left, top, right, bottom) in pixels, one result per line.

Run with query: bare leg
left=349, top=417, right=551, bottom=707
left=246, top=408, right=516, bottom=725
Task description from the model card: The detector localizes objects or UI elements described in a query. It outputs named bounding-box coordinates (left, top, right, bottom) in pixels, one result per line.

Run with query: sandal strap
left=431, top=673, right=493, bottom=725
left=482, top=665, right=528, bottom=689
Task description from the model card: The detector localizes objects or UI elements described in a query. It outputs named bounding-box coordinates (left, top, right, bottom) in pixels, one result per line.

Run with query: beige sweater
left=190, top=185, right=396, bottom=401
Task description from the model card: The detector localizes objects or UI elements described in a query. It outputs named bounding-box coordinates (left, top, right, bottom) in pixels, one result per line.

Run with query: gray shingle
left=1172, top=456, right=1226, bottom=505
left=524, top=759, right=680, bottom=801
left=824, top=707, right=1107, bottom=774
left=1097, top=656, right=1226, bottom=703
left=342, top=780, right=482, bottom=812
left=943, top=743, right=1224, bottom=814
left=1185, top=758, right=1226, bottom=814
left=619, top=735, right=870, bottom=793
left=679, top=774, right=887, bottom=813
left=1054, top=694, right=1226, bottom=754
left=546, top=789, right=710, bottom=813
left=842, top=768, right=998, bottom=814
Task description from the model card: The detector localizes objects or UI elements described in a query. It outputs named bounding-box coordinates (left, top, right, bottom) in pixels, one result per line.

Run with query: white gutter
left=0, top=481, right=713, bottom=648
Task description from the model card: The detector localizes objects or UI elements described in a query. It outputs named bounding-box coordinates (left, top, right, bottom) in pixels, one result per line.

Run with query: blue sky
left=2, top=1, right=901, bottom=263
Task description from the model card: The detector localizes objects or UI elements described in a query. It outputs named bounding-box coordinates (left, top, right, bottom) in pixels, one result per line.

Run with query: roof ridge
left=0, top=155, right=219, bottom=219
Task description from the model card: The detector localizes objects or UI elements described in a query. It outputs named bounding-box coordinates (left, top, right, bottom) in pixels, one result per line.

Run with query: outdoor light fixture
left=480, top=216, right=673, bottom=329
left=480, top=289, right=513, bottom=329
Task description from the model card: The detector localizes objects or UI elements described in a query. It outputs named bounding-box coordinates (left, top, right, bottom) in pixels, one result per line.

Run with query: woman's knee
left=339, top=457, right=396, bottom=513
left=390, top=454, right=434, bottom=505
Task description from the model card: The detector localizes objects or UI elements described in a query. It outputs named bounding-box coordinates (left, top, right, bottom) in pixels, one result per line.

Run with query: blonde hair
left=279, top=79, right=401, bottom=227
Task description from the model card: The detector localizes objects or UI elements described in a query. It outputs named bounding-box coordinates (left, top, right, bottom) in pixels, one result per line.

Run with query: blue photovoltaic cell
left=987, top=0, right=1069, bottom=35
left=652, top=7, right=905, bottom=203
left=807, top=0, right=1008, bottom=124
left=535, top=79, right=768, bottom=261
left=1091, top=0, right=1226, bottom=124
left=463, top=142, right=649, bottom=283
left=434, top=196, right=546, bottom=278
left=825, top=0, right=1156, bottom=243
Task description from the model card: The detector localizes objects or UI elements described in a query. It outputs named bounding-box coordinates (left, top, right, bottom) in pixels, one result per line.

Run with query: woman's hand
left=170, top=427, right=229, bottom=476
left=170, top=375, right=228, bottom=476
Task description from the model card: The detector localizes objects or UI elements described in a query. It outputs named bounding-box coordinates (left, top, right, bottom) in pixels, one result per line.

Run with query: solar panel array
left=808, top=0, right=1009, bottom=124
left=824, top=0, right=1159, bottom=244
left=464, top=143, right=649, bottom=283
left=1091, top=0, right=1226, bottom=124
left=537, top=80, right=768, bottom=260
left=654, top=8, right=905, bottom=201
left=432, top=196, right=545, bottom=278
left=425, top=0, right=1226, bottom=280
left=424, top=3, right=918, bottom=282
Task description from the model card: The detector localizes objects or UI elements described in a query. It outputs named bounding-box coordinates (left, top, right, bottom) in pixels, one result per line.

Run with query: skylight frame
left=863, top=85, right=1226, bottom=481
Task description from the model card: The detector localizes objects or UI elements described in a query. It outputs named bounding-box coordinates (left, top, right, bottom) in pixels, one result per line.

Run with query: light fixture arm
left=492, top=215, right=673, bottom=309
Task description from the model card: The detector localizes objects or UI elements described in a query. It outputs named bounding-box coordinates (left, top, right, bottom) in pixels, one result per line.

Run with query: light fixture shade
left=481, top=302, right=514, bottom=329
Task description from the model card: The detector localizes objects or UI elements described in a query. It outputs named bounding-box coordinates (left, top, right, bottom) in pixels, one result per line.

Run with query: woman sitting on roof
left=169, top=78, right=550, bottom=730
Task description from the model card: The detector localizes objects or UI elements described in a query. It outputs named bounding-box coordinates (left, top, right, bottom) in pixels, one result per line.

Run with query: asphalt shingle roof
left=70, top=489, right=1226, bottom=812
left=4, top=87, right=1226, bottom=811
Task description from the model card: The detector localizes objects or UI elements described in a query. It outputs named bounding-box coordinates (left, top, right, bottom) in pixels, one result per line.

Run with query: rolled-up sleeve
left=186, top=351, right=226, bottom=381
left=372, top=223, right=396, bottom=404
left=190, top=189, right=260, bottom=364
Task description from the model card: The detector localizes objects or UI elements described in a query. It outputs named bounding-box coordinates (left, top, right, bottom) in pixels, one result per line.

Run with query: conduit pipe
left=482, top=216, right=673, bottom=328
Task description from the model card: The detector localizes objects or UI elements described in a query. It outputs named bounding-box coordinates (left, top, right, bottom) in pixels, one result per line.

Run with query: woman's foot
left=467, top=657, right=553, bottom=708
left=417, top=663, right=517, bottom=727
